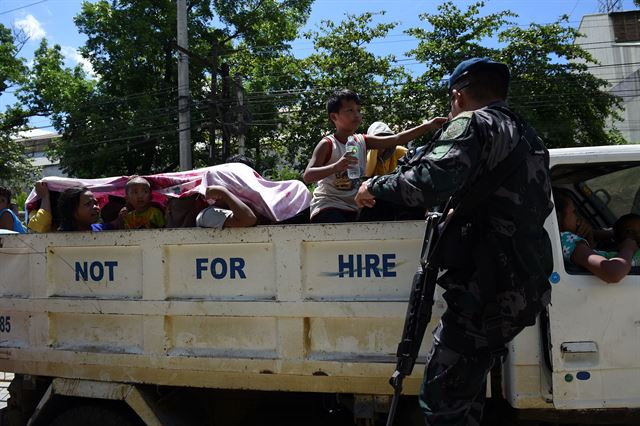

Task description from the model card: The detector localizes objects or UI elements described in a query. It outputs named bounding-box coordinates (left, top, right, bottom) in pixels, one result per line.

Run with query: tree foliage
left=20, top=0, right=312, bottom=177
left=407, top=1, right=622, bottom=148
left=403, top=1, right=516, bottom=116
left=500, top=17, right=623, bottom=147
left=282, top=11, right=412, bottom=166
left=0, top=23, right=36, bottom=190
left=12, top=0, right=628, bottom=179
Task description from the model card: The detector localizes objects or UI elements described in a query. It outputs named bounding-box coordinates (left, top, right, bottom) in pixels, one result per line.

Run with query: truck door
left=548, top=163, right=640, bottom=409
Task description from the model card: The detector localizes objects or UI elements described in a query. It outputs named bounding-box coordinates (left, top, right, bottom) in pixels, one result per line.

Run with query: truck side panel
left=0, top=223, right=440, bottom=395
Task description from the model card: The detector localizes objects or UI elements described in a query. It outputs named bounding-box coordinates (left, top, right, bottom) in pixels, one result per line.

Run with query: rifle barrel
left=386, top=381, right=403, bottom=426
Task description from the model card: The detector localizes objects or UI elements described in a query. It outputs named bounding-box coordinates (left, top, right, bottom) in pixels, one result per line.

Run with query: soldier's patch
left=439, top=114, right=471, bottom=141
left=427, top=140, right=454, bottom=159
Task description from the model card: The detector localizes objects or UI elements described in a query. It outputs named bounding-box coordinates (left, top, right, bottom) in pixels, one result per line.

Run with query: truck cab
left=504, top=146, right=640, bottom=418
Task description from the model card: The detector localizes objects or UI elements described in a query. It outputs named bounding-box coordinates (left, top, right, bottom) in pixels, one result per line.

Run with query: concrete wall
left=575, top=12, right=640, bottom=143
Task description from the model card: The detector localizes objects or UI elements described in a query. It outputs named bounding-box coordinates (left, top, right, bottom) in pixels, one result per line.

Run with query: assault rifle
left=386, top=211, right=445, bottom=426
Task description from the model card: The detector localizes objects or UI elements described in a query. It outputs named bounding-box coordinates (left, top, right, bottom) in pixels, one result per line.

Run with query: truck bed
left=0, top=221, right=438, bottom=395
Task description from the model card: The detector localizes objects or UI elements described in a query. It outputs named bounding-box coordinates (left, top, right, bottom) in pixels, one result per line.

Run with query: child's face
left=0, top=195, right=8, bottom=211
left=561, top=201, right=578, bottom=234
left=127, top=184, right=151, bottom=212
left=74, top=191, right=100, bottom=226
left=330, top=100, right=362, bottom=133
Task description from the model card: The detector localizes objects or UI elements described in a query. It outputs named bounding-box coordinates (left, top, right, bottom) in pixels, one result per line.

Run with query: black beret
left=449, top=57, right=510, bottom=90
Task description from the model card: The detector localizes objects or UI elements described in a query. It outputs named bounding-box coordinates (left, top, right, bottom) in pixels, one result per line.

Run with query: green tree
left=24, top=0, right=312, bottom=178
left=18, top=0, right=627, bottom=179
left=403, top=1, right=515, bottom=118
left=501, top=17, right=623, bottom=147
left=211, top=0, right=313, bottom=170
left=19, top=40, right=94, bottom=130
left=282, top=11, right=412, bottom=166
left=17, top=39, right=96, bottom=176
left=227, top=51, right=306, bottom=170
left=0, top=24, right=36, bottom=190
left=406, top=1, right=622, bottom=148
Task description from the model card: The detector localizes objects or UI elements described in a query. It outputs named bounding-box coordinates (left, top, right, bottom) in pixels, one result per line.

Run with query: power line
left=39, top=113, right=640, bottom=168
left=568, top=0, right=582, bottom=20
left=13, top=75, right=640, bottom=133
left=190, top=19, right=639, bottom=59
left=0, top=0, right=47, bottom=16
left=8, top=60, right=640, bottom=144
left=72, top=85, right=640, bottom=133
left=12, top=66, right=640, bottom=120
left=4, top=55, right=631, bottom=114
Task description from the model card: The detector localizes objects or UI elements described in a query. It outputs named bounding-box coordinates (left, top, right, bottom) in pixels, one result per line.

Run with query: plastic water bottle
left=345, top=136, right=360, bottom=179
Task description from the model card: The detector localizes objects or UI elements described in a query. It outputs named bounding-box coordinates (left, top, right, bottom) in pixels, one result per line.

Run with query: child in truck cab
left=554, top=188, right=638, bottom=283
left=613, top=213, right=640, bottom=246
left=606, top=213, right=640, bottom=266
left=58, top=187, right=116, bottom=232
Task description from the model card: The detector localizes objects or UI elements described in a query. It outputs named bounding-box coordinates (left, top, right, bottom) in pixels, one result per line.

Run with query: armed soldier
left=355, top=57, right=554, bottom=425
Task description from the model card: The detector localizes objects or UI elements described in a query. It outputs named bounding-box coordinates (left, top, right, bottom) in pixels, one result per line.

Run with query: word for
left=338, top=254, right=396, bottom=278
left=195, top=257, right=246, bottom=280
left=75, top=261, right=118, bottom=282
left=0, top=316, right=11, bottom=333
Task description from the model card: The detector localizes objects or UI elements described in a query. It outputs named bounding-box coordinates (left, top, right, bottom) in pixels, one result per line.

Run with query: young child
left=28, top=181, right=54, bottom=233
left=554, top=188, right=637, bottom=283
left=122, top=177, right=165, bottom=229
left=0, top=186, right=27, bottom=234
left=303, top=89, right=446, bottom=223
left=196, top=185, right=257, bottom=229
left=359, top=121, right=425, bottom=222
left=58, top=187, right=114, bottom=232
left=363, top=121, right=408, bottom=178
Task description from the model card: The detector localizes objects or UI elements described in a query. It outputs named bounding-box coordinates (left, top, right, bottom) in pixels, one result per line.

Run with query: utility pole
left=235, top=73, right=246, bottom=155
left=177, top=0, right=192, bottom=170
left=220, top=63, right=231, bottom=161
left=599, top=0, right=622, bottom=12
left=209, top=41, right=218, bottom=165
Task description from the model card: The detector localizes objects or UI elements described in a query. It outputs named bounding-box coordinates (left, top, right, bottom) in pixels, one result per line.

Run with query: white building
left=15, top=129, right=67, bottom=178
left=575, top=10, right=640, bottom=143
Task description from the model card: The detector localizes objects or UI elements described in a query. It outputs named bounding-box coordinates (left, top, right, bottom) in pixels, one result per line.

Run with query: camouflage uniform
left=368, top=101, right=553, bottom=425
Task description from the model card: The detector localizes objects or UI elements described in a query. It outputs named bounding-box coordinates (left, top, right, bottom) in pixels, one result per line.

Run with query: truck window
left=582, top=165, right=640, bottom=219
left=553, top=163, right=640, bottom=276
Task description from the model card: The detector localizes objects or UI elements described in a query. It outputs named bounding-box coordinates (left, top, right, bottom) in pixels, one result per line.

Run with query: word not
left=338, top=254, right=396, bottom=278
left=0, top=316, right=10, bottom=333
left=196, top=257, right=246, bottom=280
left=75, top=261, right=118, bottom=282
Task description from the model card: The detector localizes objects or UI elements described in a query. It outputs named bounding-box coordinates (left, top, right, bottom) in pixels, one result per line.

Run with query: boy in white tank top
left=303, top=89, right=446, bottom=223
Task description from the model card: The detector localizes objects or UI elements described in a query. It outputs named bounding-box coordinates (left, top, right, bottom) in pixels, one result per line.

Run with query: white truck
left=0, top=145, right=639, bottom=425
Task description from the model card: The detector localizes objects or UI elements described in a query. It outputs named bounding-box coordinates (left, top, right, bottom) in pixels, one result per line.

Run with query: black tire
left=49, top=404, right=139, bottom=426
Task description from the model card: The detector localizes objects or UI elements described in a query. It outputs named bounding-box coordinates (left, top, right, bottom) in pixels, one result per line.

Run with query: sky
left=1, top=0, right=638, bottom=130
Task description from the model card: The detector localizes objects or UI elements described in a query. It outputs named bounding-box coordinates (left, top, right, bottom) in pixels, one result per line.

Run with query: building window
left=611, top=11, right=640, bottom=43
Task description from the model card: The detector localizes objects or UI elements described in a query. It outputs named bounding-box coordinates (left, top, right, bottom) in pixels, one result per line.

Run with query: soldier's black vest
left=436, top=106, right=553, bottom=328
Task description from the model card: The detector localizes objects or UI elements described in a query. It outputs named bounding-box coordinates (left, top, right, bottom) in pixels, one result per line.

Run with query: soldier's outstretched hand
left=355, top=180, right=376, bottom=208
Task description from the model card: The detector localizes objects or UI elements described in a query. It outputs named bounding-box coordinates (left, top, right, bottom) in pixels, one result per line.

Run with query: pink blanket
left=26, top=163, right=311, bottom=222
